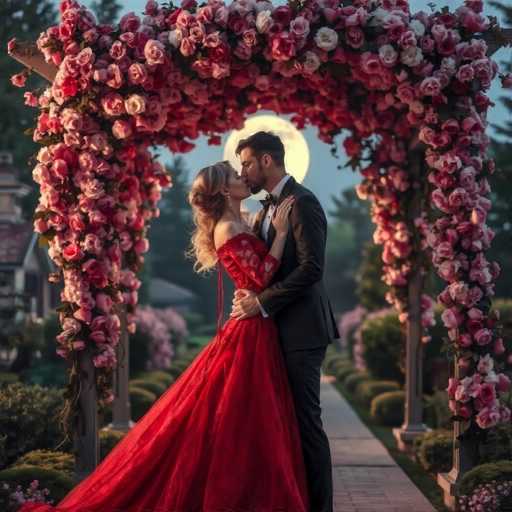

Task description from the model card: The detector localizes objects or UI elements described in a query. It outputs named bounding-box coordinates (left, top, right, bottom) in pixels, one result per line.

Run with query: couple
left=20, top=131, right=339, bottom=512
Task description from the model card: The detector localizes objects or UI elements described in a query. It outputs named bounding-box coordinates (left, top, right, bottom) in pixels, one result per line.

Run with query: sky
left=77, top=0, right=511, bottom=217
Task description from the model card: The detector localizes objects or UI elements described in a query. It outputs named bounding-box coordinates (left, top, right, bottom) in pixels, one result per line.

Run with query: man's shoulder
left=291, top=182, right=323, bottom=209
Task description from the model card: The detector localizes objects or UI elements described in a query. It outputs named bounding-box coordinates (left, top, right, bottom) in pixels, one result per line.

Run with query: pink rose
left=11, top=72, right=28, bottom=88
left=497, top=374, right=511, bottom=393
left=101, top=93, right=125, bottom=117
left=474, top=328, right=492, bottom=346
left=446, top=377, right=459, bottom=398
left=125, top=94, right=147, bottom=115
left=180, top=37, right=196, bottom=57
left=120, top=12, right=141, bottom=32
left=90, top=330, right=107, bottom=344
left=112, top=119, right=133, bottom=139
left=144, top=39, right=166, bottom=65
left=419, top=77, right=441, bottom=96
left=290, top=16, right=310, bottom=40
left=106, top=64, right=123, bottom=89
left=494, top=338, right=506, bottom=355
left=128, top=63, right=148, bottom=85
left=475, top=405, right=500, bottom=429
left=96, top=293, right=113, bottom=313
left=271, top=32, right=296, bottom=61
left=74, top=307, right=92, bottom=324
left=457, top=333, right=473, bottom=348
left=441, top=308, right=460, bottom=329
left=63, top=243, right=83, bottom=262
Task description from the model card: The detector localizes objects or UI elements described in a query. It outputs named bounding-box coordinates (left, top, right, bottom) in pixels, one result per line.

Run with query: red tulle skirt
left=19, top=316, right=309, bottom=512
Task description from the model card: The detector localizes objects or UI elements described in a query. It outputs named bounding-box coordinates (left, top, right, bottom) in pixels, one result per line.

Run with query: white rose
left=124, top=94, right=146, bottom=115
left=256, top=10, right=273, bottom=34
left=400, top=46, right=423, bottom=67
left=367, top=7, right=388, bottom=27
left=477, top=354, right=494, bottom=374
left=168, top=29, right=183, bottom=48
left=409, top=19, right=426, bottom=37
left=314, top=27, right=338, bottom=52
left=303, top=51, right=321, bottom=74
left=441, top=57, right=457, bottom=76
left=484, top=370, right=499, bottom=384
left=378, top=44, right=398, bottom=67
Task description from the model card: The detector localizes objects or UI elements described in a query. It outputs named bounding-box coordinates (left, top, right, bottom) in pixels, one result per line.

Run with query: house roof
left=150, top=277, right=196, bottom=305
left=0, top=222, right=35, bottom=266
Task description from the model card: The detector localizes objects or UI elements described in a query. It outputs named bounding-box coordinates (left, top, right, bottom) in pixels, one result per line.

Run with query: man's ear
left=260, top=153, right=272, bottom=168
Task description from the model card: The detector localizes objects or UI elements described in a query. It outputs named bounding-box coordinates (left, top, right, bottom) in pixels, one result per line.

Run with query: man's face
left=239, top=147, right=266, bottom=194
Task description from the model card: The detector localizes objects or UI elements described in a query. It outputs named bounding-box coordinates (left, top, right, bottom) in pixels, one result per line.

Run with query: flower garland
left=9, top=0, right=510, bottom=437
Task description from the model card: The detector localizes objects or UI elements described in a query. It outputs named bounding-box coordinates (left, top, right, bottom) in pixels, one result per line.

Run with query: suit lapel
left=266, top=176, right=296, bottom=248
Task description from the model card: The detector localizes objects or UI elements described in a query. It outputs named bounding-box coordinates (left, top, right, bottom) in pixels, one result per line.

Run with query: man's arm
left=257, top=193, right=326, bottom=316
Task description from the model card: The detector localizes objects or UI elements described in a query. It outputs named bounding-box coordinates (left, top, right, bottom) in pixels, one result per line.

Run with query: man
left=231, top=131, right=339, bottom=512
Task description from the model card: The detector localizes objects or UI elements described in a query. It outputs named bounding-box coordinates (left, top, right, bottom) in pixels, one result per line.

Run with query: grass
left=333, top=380, right=451, bottom=512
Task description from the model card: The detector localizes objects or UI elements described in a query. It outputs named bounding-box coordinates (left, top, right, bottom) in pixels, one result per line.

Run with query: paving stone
left=320, top=380, right=436, bottom=512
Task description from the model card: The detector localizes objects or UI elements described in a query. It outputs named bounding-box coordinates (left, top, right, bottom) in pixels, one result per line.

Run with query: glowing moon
left=223, top=115, right=310, bottom=199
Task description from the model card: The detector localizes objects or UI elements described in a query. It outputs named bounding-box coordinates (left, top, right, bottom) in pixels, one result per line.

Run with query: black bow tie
left=259, top=193, right=278, bottom=209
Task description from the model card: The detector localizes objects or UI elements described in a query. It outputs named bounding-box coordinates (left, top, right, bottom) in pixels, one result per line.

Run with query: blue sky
left=77, top=0, right=511, bottom=216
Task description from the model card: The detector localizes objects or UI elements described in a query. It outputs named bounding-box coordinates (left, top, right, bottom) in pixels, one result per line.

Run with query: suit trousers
left=282, top=346, right=333, bottom=512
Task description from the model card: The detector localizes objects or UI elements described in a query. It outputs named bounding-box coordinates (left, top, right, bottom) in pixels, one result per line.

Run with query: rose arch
left=8, top=0, right=512, bottom=503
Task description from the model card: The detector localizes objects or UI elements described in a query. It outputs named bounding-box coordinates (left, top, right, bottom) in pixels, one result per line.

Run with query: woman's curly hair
left=187, top=160, right=232, bottom=273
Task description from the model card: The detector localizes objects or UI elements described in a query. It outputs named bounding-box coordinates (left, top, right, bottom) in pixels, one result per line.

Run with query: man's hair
left=235, top=131, right=285, bottom=167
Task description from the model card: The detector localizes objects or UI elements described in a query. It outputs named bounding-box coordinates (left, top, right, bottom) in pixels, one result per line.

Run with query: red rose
left=60, top=76, right=78, bottom=97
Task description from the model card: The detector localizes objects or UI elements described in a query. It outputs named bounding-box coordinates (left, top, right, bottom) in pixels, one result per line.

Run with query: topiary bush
left=10, top=450, right=74, bottom=477
left=458, top=460, right=512, bottom=496
left=0, top=373, right=19, bottom=386
left=423, top=390, right=453, bottom=429
left=336, top=366, right=357, bottom=382
left=479, top=423, right=512, bottom=464
left=129, top=378, right=166, bottom=398
left=343, top=372, right=371, bottom=394
left=370, top=390, right=405, bottom=426
left=0, top=465, right=74, bottom=507
left=360, top=313, right=405, bottom=384
left=136, top=371, right=175, bottom=388
left=355, top=380, right=401, bottom=406
left=413, top=429, right=452, bottom=473
left=129, top=386, right=156, bottom=421
left=0, top=383, right=71, bottom=469
left=99, top=429, right=126, bottom=460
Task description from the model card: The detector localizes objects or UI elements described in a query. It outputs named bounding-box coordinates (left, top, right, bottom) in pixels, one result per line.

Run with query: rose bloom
left=419, top=76, right=441, bottom=96
left=378, top=44, right=398, bottom=67
left=302, top=51, right=321, bottom=74
left=125, top=94, right=147, bottom=115
left=101, top=92, right=125, bottom=116
left=314, top=27, right=338, bottom=52
left=290, top=16, right=310, bottom=40
left=11, top=72, right=27, bottom=87
left=271, top=32, right=296, bottom=61
left=120, top=11, right=141, bottom=32
left=63, top=243, right=83, bottom=262
left=474, top=328, right=493, bottom=346
left=112, top=119, right=133, bottom=139
left=128, top=63, right=148, bottom=85
left=144, top=39, right=166, bottom=65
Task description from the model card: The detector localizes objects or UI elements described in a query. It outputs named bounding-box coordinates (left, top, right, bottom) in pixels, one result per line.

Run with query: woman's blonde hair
left=187, top=161, right=231, bottom=273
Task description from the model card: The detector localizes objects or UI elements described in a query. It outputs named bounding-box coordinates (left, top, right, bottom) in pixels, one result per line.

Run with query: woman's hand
left=272, top=196, right=294, bottom=236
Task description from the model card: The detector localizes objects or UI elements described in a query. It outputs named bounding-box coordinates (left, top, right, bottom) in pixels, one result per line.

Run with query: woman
left=19, top=160, right=308, bottom=512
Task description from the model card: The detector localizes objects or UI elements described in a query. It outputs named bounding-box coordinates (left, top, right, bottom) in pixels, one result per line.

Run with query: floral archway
left=9, top=0, right=512, bottom=458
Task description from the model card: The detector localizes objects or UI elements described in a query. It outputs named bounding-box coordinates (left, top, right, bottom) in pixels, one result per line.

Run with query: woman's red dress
left=19, top=232, right=309, bottom=512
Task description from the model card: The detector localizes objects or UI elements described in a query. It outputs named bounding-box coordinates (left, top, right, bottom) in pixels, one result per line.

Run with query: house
left=0, top=151, right=57, bottom=321
left=149, top=277, right=196, bottom=313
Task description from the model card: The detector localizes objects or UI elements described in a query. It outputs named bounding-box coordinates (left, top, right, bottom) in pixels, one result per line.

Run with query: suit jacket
left=253, top=176, right=339, bottom=352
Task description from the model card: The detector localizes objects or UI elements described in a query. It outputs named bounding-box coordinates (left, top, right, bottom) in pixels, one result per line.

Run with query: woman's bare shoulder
left=214, top=221, right=247, bottom=251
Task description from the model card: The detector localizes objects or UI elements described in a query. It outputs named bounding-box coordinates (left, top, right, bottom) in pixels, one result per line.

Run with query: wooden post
left=392, top=145, right=431, bottom=453
left=104, top=305, right=134, bottom=432
left=74, top=347, right=99, bottom=482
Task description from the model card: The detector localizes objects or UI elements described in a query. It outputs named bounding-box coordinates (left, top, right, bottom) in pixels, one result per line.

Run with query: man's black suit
left=253, top=176, right=339, bottom=512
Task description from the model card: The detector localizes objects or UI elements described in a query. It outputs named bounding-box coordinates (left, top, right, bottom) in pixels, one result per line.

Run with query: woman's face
left=226, top=164, right=251, bottom=200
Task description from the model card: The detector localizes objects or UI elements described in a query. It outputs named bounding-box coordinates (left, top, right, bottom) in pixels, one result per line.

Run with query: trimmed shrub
left=360, top=313, right=405, bottom=383
left=137, top=371, right=174, bottom=388
left=370, top=390, right=405, bottom=426
left=336, top=366, right=357, bottom=382
left=129, top=386, right=156, bottom=421
left=128, top=328, right=152, bottom=375
left=99, top=429, right=126, bottom=460
left=129, top=379, right=166, bottom=397
left=11, top=450, right=74, bottom=477
left=479, top=423, right=512, bottom=464
left=423, top=390, right=453, bottom=429
left=0, top=373, right=18, bottom=385
left=355, top=380, right=401, bottom=406
left=459, top=460, right=512, bottom=496
left=324, top=356, right=351, bottom=376
left=344, top=372, right=371, bottom=394
left=413, top=429, right=453, bottom=473
left=0, top=384, right=70, bottom=469
left=0, top=465, right=74, bottom=504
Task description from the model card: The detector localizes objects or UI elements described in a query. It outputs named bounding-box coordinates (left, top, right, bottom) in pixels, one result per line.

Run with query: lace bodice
left=216, top=232, right=280, bottom=293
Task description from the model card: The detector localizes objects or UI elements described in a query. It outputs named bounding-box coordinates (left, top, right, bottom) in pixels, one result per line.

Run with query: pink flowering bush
left=2, top=480, right=53, bottom=511
left=8, top=0, right=511, bottom=434
left=458, top=479, right=512, bottom=511
left=153, top=307, right=189, bottom=342
left=134, top=306, right=174, bottom=371
left=338, top=305, right=367, bottom=354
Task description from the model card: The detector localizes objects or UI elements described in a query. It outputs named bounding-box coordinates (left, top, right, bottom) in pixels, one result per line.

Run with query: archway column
left=392, top=143, right=431, bottom=453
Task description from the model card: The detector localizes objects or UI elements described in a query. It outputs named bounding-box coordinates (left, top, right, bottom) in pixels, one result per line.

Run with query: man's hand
left=231, top=289, right=259, bottom=320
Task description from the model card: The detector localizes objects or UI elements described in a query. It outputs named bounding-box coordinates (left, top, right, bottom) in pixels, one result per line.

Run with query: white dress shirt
left=257, top=174, right=291, bottom=317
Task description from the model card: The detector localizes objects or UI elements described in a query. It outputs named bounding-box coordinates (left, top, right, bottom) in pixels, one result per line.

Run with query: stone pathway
left=320, top=378, right=436, bottom=512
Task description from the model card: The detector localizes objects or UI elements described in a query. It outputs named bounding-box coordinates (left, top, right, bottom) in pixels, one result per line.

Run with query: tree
left=355, top=241, right=389, bottom=311
left=1, top=0, right=57, bottom=218
left=89, top=0, right=122, bottom=25
left=487, top=2, right=512, bottom=297
left=324, top=188, right=374, bottom=312
left=148, top=157, right=217, bottom=322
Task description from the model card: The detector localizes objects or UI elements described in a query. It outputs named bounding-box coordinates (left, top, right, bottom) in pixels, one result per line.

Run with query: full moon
left=223, top=115, right=310, bottom=200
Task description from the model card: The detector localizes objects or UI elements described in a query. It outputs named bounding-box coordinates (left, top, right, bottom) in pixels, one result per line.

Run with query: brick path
left=320, top=378, right=436, bottom=512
